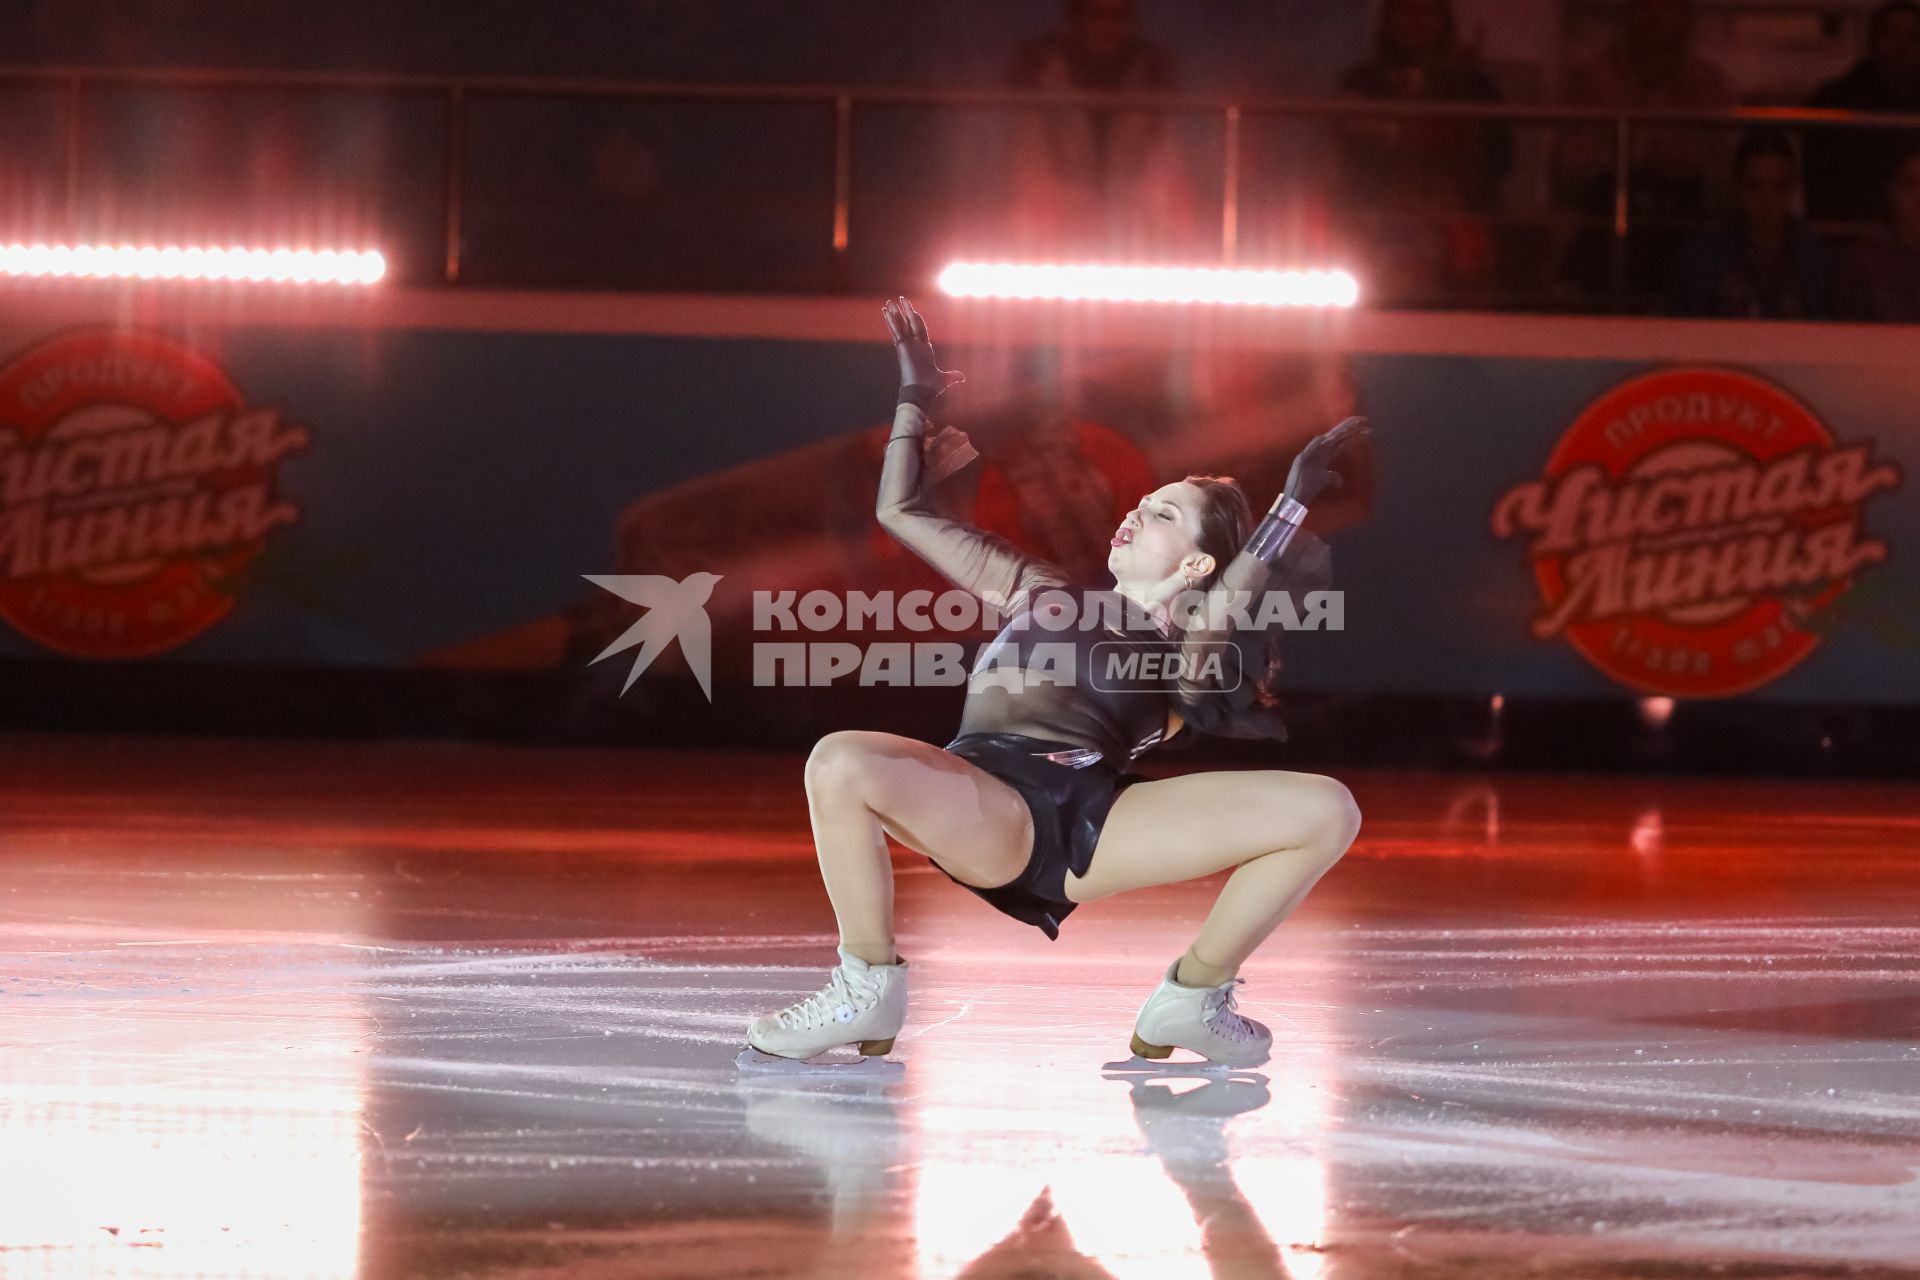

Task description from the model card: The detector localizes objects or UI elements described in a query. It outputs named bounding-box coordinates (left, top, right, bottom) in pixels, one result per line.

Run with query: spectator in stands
left=567, top=117, right=682, bottom=286
left=1004, top=0, right=1194, bottom=252
left=1552, top=0, right=1735, bottom=307
left=1336, top=0, right=1510, bottom=215
left=589, top=124, right=664, bottom=209
left=1833, top=146, right=1920, bottom=321
left=1669, top=127, right=1831, bottom=318
left=1805, top=1, right=1920, bottom=222
left=1333, top=0, right=1511, bottom=305
left=1553, top=0, right=1732, bottom=221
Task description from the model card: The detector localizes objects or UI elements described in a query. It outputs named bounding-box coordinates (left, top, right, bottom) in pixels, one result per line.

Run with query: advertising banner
left=0, top=302, right=1913, bottom=713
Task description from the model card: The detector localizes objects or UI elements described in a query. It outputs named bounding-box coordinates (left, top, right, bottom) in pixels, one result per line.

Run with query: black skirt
left=933, top=731, right=1139, bottom=940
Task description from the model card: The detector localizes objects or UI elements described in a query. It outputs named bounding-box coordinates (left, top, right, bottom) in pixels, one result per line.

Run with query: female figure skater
left=746, top=298, right=1366, bottom=1067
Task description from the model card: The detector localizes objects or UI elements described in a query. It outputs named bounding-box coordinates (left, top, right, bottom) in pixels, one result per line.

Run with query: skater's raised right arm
left=875, top=296, right=1068, bottom=615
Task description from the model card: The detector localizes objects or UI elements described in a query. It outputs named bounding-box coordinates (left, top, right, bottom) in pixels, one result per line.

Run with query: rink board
left=0, top=290, right=1914, bottom=711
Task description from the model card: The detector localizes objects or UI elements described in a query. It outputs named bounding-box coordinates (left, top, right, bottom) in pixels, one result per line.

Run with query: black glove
left=883, top=296, right=965, bottom=409
left=1282, top=416, right=1369, bottom=507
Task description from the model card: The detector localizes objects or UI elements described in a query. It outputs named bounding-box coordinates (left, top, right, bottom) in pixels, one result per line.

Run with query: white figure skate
left=1129, top=957, right=1272, bottom=1068
left=740, top=948, right=907, bottom=1066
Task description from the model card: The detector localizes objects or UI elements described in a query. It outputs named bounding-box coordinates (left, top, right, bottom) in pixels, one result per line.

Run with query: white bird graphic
left=582, top=572, right=724, bottom=700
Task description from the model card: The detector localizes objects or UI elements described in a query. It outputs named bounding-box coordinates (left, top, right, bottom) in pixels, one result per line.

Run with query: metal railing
left=3, top=62, right=1919, bottom=297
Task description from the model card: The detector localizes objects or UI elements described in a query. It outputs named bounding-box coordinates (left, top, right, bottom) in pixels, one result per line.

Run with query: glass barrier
left=0, top=70, right=1916, bottom=317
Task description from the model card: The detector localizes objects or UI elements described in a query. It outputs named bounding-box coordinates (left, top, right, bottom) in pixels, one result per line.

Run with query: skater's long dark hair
left=1184, top=473, right=1253, bottom=593
left=1183, top=472, right=1299, bottom=713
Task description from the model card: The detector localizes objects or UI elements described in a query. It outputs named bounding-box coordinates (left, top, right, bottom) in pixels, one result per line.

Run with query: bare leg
left=804, top=730, right=1036, bottom=964
left=1063, top=770, right=1360, bottom=979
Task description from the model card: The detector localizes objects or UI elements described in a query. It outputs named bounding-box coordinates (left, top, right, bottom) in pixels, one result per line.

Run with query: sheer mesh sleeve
left=876, top=403, right=1070, bottom=616
left=1169, top=526, right=1333, bottom=742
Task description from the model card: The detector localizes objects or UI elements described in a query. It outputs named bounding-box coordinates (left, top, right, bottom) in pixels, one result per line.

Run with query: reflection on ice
left=905, top=953, right=1338, bottom=1280
left=3, top=744, right=1920, bottom=1279
left=0, top=933, right=368, bottom=1280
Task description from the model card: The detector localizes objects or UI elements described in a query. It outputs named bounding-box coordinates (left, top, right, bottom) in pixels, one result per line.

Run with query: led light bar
left=0, top=243, right=387, bottom=285
left=938, top=261, right=1358, bottom=307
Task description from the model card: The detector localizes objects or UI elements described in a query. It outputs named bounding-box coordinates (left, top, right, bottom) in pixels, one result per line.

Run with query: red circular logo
left=0, top=329, right=308, bottom=658
left=1492, top=366, right=1901, bottom=697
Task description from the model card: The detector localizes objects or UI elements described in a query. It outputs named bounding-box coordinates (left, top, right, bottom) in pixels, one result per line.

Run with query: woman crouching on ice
left=746, top=297, right=1366, bottom=1067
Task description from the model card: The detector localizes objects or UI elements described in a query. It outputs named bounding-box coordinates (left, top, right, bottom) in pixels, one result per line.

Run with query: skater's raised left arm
left=1171, top=417, right=1368, bottom=736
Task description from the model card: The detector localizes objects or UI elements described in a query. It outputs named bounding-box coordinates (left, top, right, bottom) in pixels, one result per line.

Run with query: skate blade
left=734, top=1046, right=905, bottom=1077
left=1100, top=1054, right=1238, bottom=1077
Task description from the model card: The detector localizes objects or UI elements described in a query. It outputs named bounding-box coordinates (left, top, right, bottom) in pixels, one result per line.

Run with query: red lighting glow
left=937, top=261, right=1358, bottom=307
left=0, top=243, right=387, bottom=286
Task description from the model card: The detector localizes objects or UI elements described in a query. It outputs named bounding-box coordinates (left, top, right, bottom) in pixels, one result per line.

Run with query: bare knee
left=804, top=730, right=885, bottom=803
left=1309, top=775, right=1362, bottom=859
left=1262, top=772, right=1360, bottom=862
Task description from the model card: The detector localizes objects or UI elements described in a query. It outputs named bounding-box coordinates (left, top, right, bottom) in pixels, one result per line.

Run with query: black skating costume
left=880, top=395, right=1341, bottom=938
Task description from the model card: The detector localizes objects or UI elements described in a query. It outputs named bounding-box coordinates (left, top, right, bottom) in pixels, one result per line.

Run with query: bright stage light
left=937, top=261, right=1359, bottom=307
left=0, top=243, right=387, bottom=285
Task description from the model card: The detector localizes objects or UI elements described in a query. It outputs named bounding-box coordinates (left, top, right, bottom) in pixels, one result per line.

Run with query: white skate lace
left=775, top=967, right=878, bottom=1032
left=1201, top=978, right=1258, bottom=1043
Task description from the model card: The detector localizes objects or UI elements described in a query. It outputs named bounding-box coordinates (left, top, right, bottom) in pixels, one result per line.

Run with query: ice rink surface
left=2, top=734, right=1918, bottom=1278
